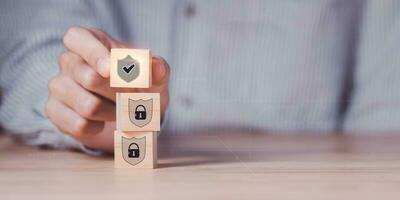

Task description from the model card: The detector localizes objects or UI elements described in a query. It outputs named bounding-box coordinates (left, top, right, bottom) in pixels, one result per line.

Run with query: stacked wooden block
left=110, top=49, right=160, bottom=168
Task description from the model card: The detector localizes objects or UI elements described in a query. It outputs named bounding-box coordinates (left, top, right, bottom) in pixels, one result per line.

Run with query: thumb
left=150, top=56, right=170, bottom=91
left=117, top=55, right=170, bottom=117
left=142, top=56, right=170, bottom=116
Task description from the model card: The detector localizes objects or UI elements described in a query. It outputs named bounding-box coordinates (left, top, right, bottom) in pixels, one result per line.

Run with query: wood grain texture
left=1, top=131, right=400, bottom=200
left=110, top=48, right=151, bottom=88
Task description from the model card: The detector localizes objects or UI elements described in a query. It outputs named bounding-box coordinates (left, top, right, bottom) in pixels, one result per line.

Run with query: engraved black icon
left=117, top=55, right=140, bottom=82
left=129, top=99, right=153, bottom=127
left=122, top=136, right=146, bottom=166
left=135, top=105, right=147, bottom=120
left=128, top=143, right=140, bottom=158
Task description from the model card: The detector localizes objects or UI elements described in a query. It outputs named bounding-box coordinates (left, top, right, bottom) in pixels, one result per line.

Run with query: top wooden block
left=110, top=48, right=152, bottom=88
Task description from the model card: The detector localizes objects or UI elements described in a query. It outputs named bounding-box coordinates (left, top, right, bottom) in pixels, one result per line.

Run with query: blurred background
left=1, top=0, right=400, bottom=149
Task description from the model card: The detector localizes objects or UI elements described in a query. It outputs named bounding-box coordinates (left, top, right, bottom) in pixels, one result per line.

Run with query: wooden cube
left=114, top=131, right=157, bottom=169
left=110, top=48, right=152, bottom=88
left=116, top=93, right=161, bottom=131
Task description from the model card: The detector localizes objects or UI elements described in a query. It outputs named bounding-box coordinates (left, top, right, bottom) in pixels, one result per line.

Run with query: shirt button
left=184, top=2, right=196, bottom=18
left=179, top=96, right=193, bottom=108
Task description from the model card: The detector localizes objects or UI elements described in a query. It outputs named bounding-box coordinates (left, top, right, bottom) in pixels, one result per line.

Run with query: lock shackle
left=129, top=143, right=139, bottom=149
left=135, top=105, right=146, bottom=112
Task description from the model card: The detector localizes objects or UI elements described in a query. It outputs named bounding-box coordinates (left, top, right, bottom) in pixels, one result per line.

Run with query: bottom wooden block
left=114, top=131, right=157, bottom=169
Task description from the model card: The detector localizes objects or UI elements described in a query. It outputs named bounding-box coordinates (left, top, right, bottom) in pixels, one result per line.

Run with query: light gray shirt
left=1, top=0, right=400, bottom=151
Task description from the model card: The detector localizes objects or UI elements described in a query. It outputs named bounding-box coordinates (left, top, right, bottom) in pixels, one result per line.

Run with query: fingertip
left=155, top=62, right=167, bottom=80
left=97, top=57, right=111, bottom=78
left=152, top=56, right=169, bottom=85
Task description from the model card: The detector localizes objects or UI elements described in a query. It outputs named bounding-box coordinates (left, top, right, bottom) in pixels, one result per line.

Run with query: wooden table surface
left=1, top=131, right=400, bottom=200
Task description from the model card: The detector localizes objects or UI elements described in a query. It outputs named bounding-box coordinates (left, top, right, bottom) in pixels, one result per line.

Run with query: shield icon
left=117, top=55, right=140, bottom=82
left=129, top=98, right=153, bottom=127
left=122, top=136, right=146, bottom=166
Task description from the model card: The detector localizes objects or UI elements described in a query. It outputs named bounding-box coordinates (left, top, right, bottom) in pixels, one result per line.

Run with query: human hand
left=45, top=26, right=170, bottom=153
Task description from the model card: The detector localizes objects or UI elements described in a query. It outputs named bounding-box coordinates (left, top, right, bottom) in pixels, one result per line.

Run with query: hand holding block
left=110, top=48, right=151, bottom=88
left=114, top=131, right=157, bottom=169
left=116, top=93, right=161, bottom=131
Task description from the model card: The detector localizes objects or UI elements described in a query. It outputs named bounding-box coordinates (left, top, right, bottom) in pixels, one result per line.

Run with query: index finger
left=63, top=26, right=110, bottom=77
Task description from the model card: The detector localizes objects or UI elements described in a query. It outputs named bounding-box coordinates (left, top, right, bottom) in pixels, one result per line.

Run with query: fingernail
left=97, top=57, right=110, bottom=77
left=158, top=62, right=167, bottom=80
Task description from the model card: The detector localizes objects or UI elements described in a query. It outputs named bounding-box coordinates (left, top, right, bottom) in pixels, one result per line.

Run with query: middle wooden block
left=116, top=93, right=161, bottom=131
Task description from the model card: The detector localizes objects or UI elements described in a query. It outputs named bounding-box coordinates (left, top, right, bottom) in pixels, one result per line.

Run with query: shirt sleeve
left=0, top=0, right=121, bottom=153
left=344, top=0, right=400, bottom=133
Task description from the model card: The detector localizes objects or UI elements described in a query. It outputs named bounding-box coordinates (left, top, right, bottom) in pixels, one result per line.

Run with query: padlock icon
left=128, top=143, right=140, bottom=158
left=135, top=105, right=147, bottom=120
